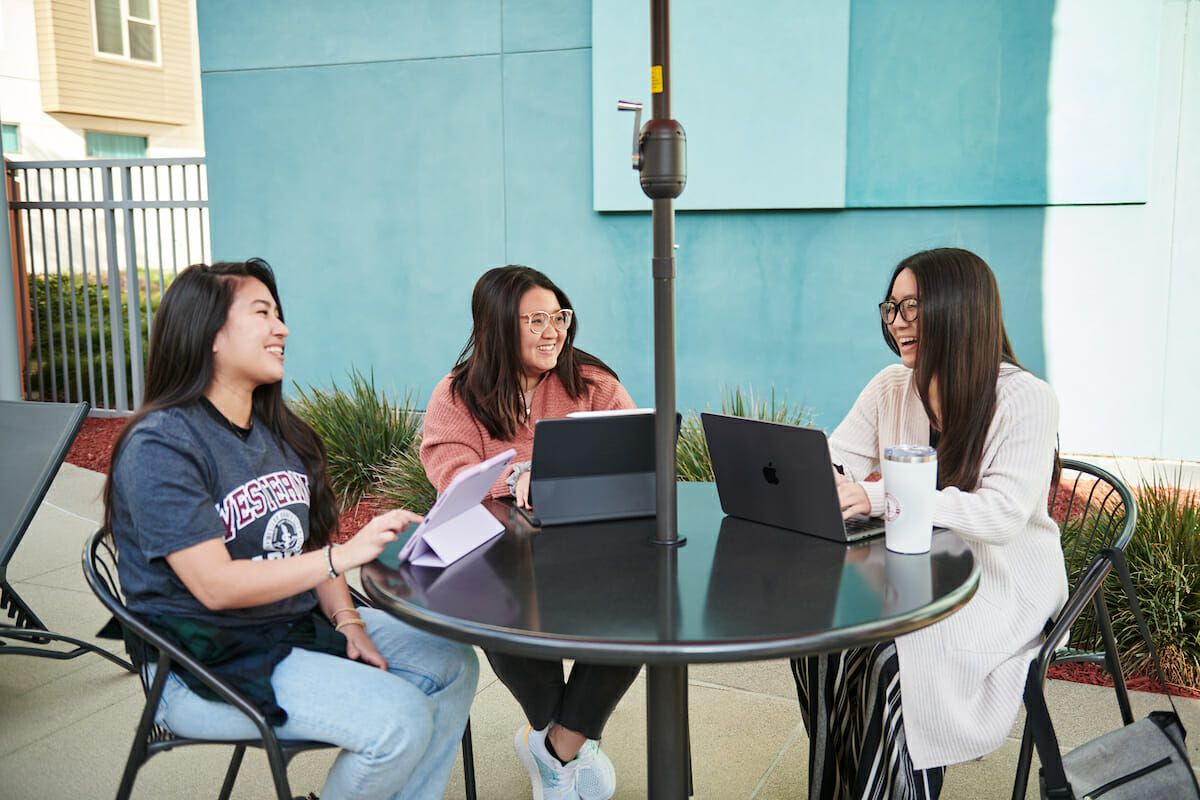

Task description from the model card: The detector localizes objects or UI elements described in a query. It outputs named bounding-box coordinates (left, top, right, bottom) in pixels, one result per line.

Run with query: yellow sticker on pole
left=651, top=65, right=663, bottom=94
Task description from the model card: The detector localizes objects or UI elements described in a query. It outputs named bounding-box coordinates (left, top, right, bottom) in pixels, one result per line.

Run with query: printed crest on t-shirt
left=261, top=508, right=305, bottom=557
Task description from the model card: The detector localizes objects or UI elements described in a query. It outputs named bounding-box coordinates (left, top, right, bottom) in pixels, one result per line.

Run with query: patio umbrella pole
left=646, top=0, right=683, bottom=548
left=641, top=1, right=690, bottom=797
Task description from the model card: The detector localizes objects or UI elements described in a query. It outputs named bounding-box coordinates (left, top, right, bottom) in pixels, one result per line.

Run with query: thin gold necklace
left=522, top=377, right=542, bottom=417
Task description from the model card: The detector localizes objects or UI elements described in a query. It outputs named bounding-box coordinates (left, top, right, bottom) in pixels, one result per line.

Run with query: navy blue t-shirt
left=109, top=400, right=318, bottom=626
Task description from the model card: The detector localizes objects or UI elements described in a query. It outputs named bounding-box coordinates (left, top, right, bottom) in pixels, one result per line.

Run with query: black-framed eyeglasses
left=879, top=298, right=919, bottom=324
left=520, top=309, right=573, bottom=335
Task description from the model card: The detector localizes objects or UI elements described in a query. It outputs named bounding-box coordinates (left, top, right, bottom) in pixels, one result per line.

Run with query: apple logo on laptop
left=762, top=461, right=780, bottom=485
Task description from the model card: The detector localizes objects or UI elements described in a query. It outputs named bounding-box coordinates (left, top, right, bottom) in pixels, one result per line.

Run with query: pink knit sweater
left=420, top=365, right=636, bottom=498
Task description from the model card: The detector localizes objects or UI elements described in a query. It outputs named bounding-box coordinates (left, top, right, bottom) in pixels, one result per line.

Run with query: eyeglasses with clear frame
left=878, top=298, right=919, bottom=324
left=520, top=309, right=574, bottom=335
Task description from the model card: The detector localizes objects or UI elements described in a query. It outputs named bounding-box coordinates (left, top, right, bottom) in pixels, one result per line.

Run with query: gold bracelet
left=328, top=607, right=358, bottom=622
left=335, top=618, right=367, bottom=632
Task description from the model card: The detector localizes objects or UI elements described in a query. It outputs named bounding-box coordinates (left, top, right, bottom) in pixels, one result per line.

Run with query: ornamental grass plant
left=374, top=442, right=438, bottom=514
left=1060, top=469, right=1200, bottom=693
left=676, top=385, right=814, bottom=482
left=290, top=368, right=422, bottom=508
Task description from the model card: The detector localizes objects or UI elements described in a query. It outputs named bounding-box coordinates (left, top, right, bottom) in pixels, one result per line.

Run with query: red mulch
left=66, top=415, right=128, bottom=473
left=1047, top=661, right=1200, bottom=700
left=66, top=417, right=1200, bottom=695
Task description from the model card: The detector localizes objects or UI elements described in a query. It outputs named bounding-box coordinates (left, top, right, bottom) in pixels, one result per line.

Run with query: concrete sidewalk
left=2, top=463, right=1197, bottom=799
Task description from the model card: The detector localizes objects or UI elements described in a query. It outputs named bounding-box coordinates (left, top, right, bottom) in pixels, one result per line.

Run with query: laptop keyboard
left=843, top=514, right=886, bottom=538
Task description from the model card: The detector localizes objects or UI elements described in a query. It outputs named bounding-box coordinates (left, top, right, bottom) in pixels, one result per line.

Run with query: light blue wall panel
left=196, top=0, right=501, bottom=71
left=592, top=0, right=849, bottom=211
left=592, top=0, right=1156, bottom=210
left=502, top=0, right=590, bottom=52
left=202, top=56, right=507, bottom=398
left=846, top=0, right=1054, bottom=206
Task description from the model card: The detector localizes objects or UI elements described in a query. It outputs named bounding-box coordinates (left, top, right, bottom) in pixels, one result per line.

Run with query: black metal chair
left=84, top=528, right=477, bottom=800
left=1010, top=458, right=1138, bottom=800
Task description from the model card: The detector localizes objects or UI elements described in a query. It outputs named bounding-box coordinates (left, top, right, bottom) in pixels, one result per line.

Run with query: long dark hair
left=449, top=265, right=618, bottom=440
left=880, top=248, right=1020, bottom=492
left=102, top=259, right=340, bottom=547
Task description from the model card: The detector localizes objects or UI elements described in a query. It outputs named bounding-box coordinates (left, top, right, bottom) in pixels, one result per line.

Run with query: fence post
left=0, top=153, right=22, bottom=400
left=120, top=166, right=144, bottom=409
left=101, top=166, right=128, bottom=412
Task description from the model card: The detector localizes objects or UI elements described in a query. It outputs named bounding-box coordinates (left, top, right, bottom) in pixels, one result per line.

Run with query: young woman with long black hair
left=104, top=259, right=478, bottom=800
left=793, top=248, right=1067, bottom=799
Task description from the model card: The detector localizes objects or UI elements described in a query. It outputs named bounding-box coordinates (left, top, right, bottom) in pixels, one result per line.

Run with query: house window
left=94, top=0, right=158, bottom=63
left=2, top=123, right=19, bottom=154
left=86, top=132, right=148, bottom=158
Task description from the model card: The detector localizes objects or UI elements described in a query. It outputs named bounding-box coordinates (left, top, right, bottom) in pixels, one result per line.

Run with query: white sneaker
left=574, top=739, right=616, bottom=800
left=514, top=725, right=581, bottom=800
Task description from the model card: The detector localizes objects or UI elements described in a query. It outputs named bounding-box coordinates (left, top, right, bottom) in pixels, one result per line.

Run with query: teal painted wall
left=846, top=0, right=1054, bottom=206
left=197, top=0, right=1050, bottom=429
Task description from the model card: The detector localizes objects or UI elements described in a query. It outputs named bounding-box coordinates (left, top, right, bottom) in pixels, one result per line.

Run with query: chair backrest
left=1046, top=459, right=1137, bottom=652
left=83, top=528, right=300, bottom=741
left=1050, top=458, right=1137, bottom=581
left=82, top=529, right=154, bottom=689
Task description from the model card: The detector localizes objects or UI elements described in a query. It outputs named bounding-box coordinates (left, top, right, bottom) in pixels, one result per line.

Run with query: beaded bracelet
left=335, top=618, right=366, bottom=632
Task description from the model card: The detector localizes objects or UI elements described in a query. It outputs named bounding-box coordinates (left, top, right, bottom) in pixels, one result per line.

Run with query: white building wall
left=1043, top=0, right=1199, bottom=467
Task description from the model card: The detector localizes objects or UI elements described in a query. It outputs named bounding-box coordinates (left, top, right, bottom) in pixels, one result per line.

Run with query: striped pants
left=791, top=642, right=946, bottom=800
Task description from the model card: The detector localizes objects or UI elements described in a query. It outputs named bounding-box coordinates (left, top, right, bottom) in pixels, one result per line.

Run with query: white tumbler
left=881, top=444, right=938, bottom=554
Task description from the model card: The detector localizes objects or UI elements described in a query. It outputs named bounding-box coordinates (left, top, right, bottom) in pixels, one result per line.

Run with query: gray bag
left=1052, top=710, right=1196, bottom=799
left=1027, top=548, right=1200, bottom=800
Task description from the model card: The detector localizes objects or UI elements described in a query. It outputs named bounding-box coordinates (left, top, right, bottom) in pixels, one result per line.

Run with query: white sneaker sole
left=514, top=724, right=559, bottom=800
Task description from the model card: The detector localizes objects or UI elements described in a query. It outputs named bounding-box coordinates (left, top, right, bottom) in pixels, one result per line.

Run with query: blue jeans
left=152, top=608, right=478, bottom=800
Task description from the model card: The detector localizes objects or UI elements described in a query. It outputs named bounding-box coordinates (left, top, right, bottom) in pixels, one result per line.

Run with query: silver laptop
left=700, top=413, right=885, bottom=543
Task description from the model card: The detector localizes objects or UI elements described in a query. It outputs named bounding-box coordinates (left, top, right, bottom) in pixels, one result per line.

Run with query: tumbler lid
left=884, top=444, right=937, bottom=463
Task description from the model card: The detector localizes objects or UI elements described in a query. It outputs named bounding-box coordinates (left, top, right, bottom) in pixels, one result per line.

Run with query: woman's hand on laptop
left=834, top=472, right=871, bottom=519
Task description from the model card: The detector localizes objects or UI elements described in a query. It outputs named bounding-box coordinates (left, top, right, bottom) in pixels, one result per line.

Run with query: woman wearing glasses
left=792, top=248, right=1067, bottom=799
left=421, top=265, right=638, bottom=800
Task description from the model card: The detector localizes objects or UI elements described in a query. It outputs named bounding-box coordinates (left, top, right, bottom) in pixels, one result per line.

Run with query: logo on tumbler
left=885, top=492, right=902, bottom=522
left=762, top=461, right=780, bottom=485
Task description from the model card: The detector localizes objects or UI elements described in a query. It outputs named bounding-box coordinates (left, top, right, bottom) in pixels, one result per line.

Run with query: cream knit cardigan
left=830, top=362, right=1067, bottom=769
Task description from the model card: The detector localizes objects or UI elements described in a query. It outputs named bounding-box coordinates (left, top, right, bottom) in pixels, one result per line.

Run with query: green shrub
left=1061, top=473, right=1200, bottom=691
left=25, top=273, right=151, bottom=406
left=676, top=385, right=815, bottom=481
left=374, top=440, right=438, bottom=514
left=290, top=369, right=422, bottom=508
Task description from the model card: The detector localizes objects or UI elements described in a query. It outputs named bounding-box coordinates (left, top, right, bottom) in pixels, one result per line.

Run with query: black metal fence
left=7, top=158, right=209, bottom=411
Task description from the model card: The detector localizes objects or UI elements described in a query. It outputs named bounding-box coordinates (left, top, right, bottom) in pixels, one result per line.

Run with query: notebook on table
left=700, top=413, right=886, bottom=543
left=528, top=409, right=679, bottom=527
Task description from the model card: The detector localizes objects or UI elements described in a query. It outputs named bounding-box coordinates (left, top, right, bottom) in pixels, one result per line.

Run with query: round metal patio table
left=362, top=481, right=979, bottom=799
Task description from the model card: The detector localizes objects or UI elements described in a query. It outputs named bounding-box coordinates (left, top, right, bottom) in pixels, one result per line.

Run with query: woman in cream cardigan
left=793, top=248, right=1068, bottom=799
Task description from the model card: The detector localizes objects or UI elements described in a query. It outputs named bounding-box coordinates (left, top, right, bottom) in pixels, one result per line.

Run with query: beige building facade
left=2, top=0, right=204, bottom=159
